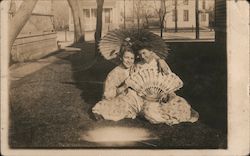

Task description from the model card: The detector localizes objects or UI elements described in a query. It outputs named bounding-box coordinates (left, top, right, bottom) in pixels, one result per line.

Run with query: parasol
left=99, top=28, right=170, bottom=61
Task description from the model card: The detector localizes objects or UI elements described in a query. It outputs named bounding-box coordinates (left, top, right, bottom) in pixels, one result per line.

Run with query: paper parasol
left=99, top=28, right=170, bottom=60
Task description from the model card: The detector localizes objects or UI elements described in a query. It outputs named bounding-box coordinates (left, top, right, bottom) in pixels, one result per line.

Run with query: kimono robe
left=92, top=65, right=143, bottom=121
left=134, top=58, right=199, bottom=125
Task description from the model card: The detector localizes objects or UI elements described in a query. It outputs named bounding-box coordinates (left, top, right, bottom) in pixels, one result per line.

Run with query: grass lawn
left=9, top=41, right=227, bottom=149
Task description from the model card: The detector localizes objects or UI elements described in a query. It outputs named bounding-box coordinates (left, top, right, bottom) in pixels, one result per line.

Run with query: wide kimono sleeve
left=103, top=73, right=117, bottom=99
left=103, top=66, right=128, bottom=99
left=157, top=59, right=172, bottom=74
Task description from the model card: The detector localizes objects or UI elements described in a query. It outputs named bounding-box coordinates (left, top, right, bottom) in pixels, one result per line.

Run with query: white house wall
left=165, top=0, right=196, bottom=29
left=165, top=0, right=211, bottom=29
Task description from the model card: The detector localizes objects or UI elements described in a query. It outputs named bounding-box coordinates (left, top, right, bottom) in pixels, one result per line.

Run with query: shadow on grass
left=67, top=41, right=227, bottom=132
left=65, top=41, right=227, bottom=148
left=166, top=42, right=227, bottom=133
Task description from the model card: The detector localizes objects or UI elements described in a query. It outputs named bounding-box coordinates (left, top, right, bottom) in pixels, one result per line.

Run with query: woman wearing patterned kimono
left=92, top=47, right=144, bottom=121
left=129, top=46, right=199, bottom=125
left=93, top=45, right=199, bottom=125
left=93, top=28, right=199, bottom=125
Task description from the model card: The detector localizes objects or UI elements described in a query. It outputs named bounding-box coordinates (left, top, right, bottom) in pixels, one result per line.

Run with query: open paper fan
left=99, top=29, right=170, bottom=61
left=126, top=68, right=183, bottom=102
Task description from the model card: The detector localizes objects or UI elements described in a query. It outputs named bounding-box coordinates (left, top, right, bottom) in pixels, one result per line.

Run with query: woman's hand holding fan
left=125, top=68, right=183, bottom=102
left=157, top=59, right=172, bottom=75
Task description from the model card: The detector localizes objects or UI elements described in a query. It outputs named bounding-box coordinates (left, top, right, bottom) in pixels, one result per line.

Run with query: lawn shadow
left=166, top=42, right=227, bottom=133
left=58, top=41, right=117, bottom=120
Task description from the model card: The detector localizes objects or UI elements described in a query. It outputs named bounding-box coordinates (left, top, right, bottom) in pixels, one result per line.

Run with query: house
left=164, top=0, right=210, bottom=30
left=69, top=0, right=119, bottom=32
left=69, top=0, right=214, bottom=32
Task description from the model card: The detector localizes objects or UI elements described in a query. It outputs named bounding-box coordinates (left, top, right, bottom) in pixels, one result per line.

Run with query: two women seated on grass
left=92, top=43, right=199, bottom=125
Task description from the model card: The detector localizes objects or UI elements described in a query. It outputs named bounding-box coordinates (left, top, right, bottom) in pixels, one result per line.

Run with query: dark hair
left=119, top=45, right=136, bottom=58
left=133, top=41, right=169, bottom=59
left=118, top=45, right=142, bottom=63
left=133, top=41, right=154, bottom=52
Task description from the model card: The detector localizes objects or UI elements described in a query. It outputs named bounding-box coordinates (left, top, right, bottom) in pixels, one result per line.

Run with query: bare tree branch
left=9, top=0, right=38, bottom=50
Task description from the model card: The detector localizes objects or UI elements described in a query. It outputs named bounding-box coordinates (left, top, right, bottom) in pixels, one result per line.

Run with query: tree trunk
left=160, top=27, right=163, bottom=37
left=67, top=0, right=85, bottom=42
left=195, top=0, right=200, bottom=39
left=9, top=0, right=17, bottom=18
left=95, top=0, right=104, bottom=55
left=9, top=0, right=38, bottom=51
left=137, top=16, right=140, bottom=30
left=8, top=0, right=38, bottom=65
left=145, top=16, right=149, bottom=28
left=174, top=0, right=178, bottom=32
left=160, top=15, right=165, bottom=38
left=123, top=0, right=126, bottom=29
left=159, top=0, right=166, bottom=38
left=160, top=23, right=164, bottom=37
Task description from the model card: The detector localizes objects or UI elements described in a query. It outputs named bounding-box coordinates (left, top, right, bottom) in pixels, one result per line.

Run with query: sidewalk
left=55, top=30, right=215, bottom=42
left=153, top=31, right=215, bottom=40
left=10, top=54, right=60, bottom=81
left=9, top=43, right=84, bottom=81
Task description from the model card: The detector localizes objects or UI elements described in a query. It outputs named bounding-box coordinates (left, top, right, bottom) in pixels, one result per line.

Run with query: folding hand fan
left=126, top=68, right=183, bottom=102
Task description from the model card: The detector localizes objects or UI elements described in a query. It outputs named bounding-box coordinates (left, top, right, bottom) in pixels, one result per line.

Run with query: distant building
left=10, top=0, right=57, bottom=62
left=69, top=0, right=118, bottom=32
left=164, top=0, right=209, bottom=30
left=69, top=0, right=214, bottom=32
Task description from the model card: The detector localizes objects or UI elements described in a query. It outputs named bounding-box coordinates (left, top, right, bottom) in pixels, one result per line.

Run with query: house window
left=83, top=9, right=90, bottom=18
left=183, top=0, right=188, bottom=5
left=183, top=10, right=189, bottom=21
left=202, top=0, right=206, bottom=9
left=104, top=8, right=111, bottom=23
left=91, top=8, right=97, bottom=18
left=172, top=10, right=177, bottom=22
left=201, top=13, right=206, bottom=21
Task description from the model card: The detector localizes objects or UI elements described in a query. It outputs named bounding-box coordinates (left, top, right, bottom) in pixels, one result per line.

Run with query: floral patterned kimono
left=92, top=59, right=199, bottom=125
left=92, top=65, right=144, bottom=121
left=135, top=58, right=199, bottom=125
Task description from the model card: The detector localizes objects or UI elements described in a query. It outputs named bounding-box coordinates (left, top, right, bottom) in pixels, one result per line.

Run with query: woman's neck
left=120, top=64, right=130, bottom=69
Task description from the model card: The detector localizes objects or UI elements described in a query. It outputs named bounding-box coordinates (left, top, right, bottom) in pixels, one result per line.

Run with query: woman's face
left=139, top=48, right=154, bottom=63
left=122, top=51, right=135, bottom=68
